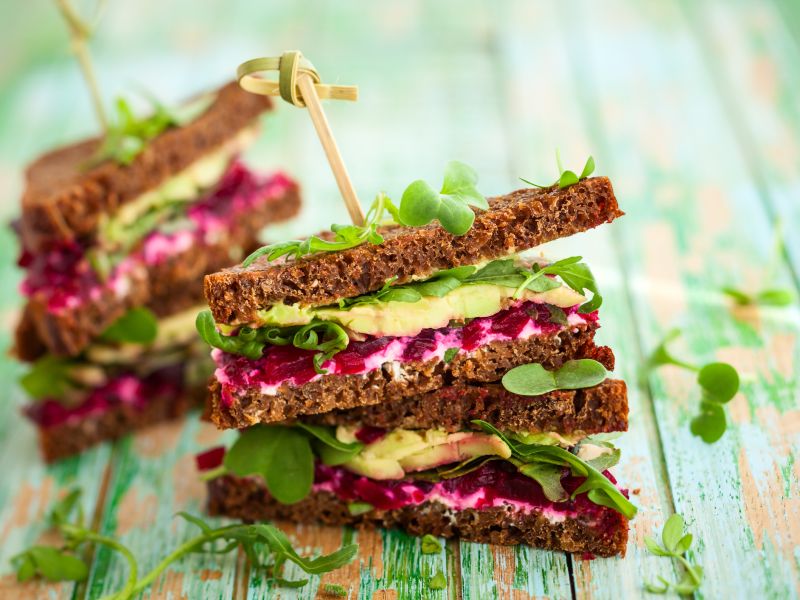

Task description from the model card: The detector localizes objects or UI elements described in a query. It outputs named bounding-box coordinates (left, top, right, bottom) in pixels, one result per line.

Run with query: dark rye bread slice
left=205, top=176, right=622, bottom=325
left=20, top=81, right=272, bottom=251
left=300, top=379, right=629, bottom=435
left=15, top=184, right=300, bottom=360
left=209, top=321, right=615, bottom=428
left=207, top=476, right=628, bottom=557
left=32, top=383, right=205, bottom=462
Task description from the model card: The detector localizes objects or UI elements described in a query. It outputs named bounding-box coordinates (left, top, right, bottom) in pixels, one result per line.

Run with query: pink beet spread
left=213, top=302, right=598, bottom=405
left=196, top=449, right=626, bottom=529
left=19, top=162, right=294, bottom=314
left=24, top=363, right=185, bottom=429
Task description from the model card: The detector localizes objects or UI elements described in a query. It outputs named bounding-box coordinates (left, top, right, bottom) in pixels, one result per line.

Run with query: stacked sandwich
left=15, top=81, right=301, bottom=461
left=196, top=174, right=635, bottom=556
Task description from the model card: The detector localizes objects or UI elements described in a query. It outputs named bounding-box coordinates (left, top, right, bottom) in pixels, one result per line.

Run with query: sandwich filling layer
left=20, top=161, right=294, bottom=314
left=197, top=420, right=635, bottom=522
left=213, top=299, right=596, bottom=403
left=23, top=306, right=212, bottom=428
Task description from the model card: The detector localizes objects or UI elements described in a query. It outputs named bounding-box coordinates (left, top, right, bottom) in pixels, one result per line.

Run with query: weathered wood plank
left=685, top=0, right=800, bottom=281
left=564, top=0, right=800, bottom=597
left=489, top=1, right=683, bottom=597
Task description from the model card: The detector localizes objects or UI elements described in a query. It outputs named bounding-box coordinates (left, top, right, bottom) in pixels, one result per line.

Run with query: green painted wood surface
left=0, top=1, right=798, bottom=598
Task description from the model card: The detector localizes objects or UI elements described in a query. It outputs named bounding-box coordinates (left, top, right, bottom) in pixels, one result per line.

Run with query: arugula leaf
left=516, top=462, right=568, bottom=502
left=472, top=420, right=636, bottom=519
left=501, top=359, right=608, bottom=396
left=644, top=513, right=703, bottom=595
left=520, top=151, right=595, bottom=190
left=224, top=426, right=313, bottom=504
left=242, top=192, right=393, bottom=267
left=100, top=307, right=158, bottom=344
left=295, top=423, right=364, bottom=465
left=19, top=356, right=74, bottom=400
left=399, top=161, right=487, bottom=236
left=86, top=94, right=215, bottom=167
left=196, top=310, right=350, bottom=368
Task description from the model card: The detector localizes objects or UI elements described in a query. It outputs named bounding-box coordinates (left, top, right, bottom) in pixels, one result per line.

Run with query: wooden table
left=1, top=1, right=798, bottom=597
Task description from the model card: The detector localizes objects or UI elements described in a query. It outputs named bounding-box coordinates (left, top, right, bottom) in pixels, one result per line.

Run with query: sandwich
left=195, top=167, right=635, bottom=557
left=15, top=81, right=301, bottom=461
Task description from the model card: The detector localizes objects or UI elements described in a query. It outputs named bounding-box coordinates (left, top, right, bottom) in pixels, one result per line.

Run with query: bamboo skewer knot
left=237, top=51, right=358, bottom=108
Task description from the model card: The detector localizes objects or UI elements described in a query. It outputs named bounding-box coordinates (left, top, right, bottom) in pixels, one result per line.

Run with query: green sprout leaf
left=521, top=152, right=595, bottom=190
left=100, top=307, right=158, bottom=344
left=443, top=348, right=459, bottom=363
left=399, top=160, right=487, bottom=236
left=501, top=359, right=607, bottom=396
left=690, top=400, right=727, bottom=443
left=644, top=513, right=702, bottom=595
left=697, top=362, right=739, bottom=403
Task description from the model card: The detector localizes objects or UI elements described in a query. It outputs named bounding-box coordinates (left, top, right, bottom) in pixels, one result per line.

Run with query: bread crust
left=207, top=476, right=628, bottom=557
left=208, top=322, right=615, bottom=428
left=204, top=176, right=623, bottom=325
left=20, top=81, right=271, bottom=250
left=15, top=184, right=300, bottom=360
left=299, top=378, right=628, bottom=435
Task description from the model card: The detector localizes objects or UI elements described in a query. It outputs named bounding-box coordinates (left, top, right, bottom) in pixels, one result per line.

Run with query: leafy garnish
left=428, top=569, right=447, bottom=590
left=221, top=424, right=363, bottom=503
left=420, top=534, right=443, bottom=554
left=242, top=192, right=392, bottom=267
left=521, top=150, right=595, bottom=190
left=100, top=307, right=158, bottom=344
left=86, top=93, right=215, bottom=167
left=19, top=356, right=74, bottom=400
left=224, top=426, right=314, bottom=504
left=243, top=162, right=485, bottom=267
left=11, top=487, right=357, bottom=595
left=399, top=160, right=488, bottom=236
left=644, top=514, right=703, bottom=595
left=645, top=330, right=740, bottom=443
left=443, top=348, right=459, bottom=363
left=501, top=359, right=608, bottom=396
left=196, top=310, right=349, bottom=371
left=339, top=256, right=601, bottom=313
left=472, top=420, right=636, bottom=519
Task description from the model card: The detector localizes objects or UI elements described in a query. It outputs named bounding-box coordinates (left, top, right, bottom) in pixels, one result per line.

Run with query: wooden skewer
left=296, top=73, right=364, bottom=225
left=236, top=53, right=364, bottom=226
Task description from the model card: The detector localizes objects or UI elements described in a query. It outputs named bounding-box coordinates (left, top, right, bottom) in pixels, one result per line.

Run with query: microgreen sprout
left=644, top=513, right=703, bottom=595
left=645, top=329, right=740, bottom=443
left=521, top=150, right=595, bottom=190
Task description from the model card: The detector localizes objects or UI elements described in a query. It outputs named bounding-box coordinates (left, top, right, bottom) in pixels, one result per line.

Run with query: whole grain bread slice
left=20, top=81, right=271, bottom=251
left=205, top=176, right=622, bottom=325
left=209, top=322, right=615, bottom=428
left=207, top=476, right=628, bottom=557
left=15, top=183, right=300, bottom=360
left=299, top=378, right=628, bottom=435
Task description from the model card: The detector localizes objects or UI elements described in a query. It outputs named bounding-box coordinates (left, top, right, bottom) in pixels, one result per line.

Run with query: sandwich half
left=196, top=175, right=634, bottom=556
left=15, top=81, right=301, bottom=461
